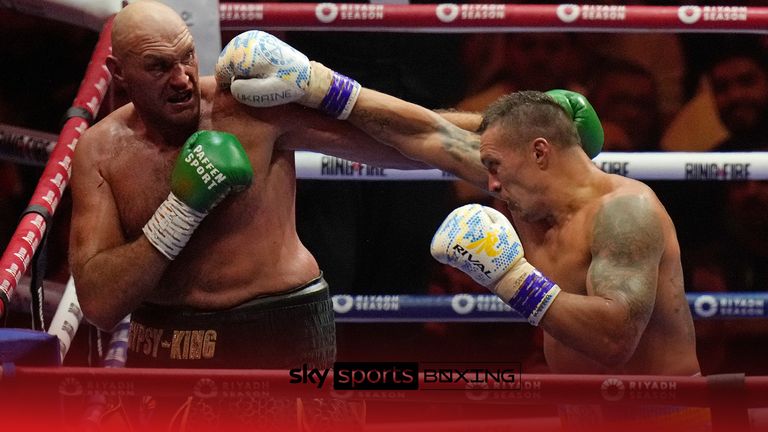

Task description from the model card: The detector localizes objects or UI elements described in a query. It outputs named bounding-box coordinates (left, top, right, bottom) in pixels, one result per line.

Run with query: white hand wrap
left=142, top=193, right=207, bottom=260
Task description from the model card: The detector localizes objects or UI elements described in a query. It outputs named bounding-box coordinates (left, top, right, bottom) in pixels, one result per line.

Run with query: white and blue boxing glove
left=215, top=30, right=361, bottom=119
left=430, top=204, right=561, bottom=325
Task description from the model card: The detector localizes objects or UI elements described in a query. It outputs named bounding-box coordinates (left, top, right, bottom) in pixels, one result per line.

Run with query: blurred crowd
left=1, top=0, right=768, bottom=375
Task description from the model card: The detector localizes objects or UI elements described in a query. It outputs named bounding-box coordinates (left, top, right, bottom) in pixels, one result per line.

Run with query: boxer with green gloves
left=545, top=89, right=604, bottom=159
left=71, top=2, right=440, bottom=370
left=143, top=130, right=253, bottom=260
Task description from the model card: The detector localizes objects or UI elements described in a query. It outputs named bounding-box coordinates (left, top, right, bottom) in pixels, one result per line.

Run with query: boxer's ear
left=532, top=138, right=550, bottom=169
left=106, top=55, right=124, bottom=86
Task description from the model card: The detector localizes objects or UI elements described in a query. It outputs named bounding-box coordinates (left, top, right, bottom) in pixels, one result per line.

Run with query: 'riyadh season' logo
left=678, top=6, right=702, bottom=24
left=315, top=3, right=339, bottom=23
left=436, top=4, right=460, bottom=23
left=556, top=4, right=580, bottom=23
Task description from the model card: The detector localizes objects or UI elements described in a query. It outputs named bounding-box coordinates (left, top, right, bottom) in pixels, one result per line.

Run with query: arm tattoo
left=590, top=195, right=664, bottom=328
left=355, top=107, right=483, bottom=168
left=436, top=120, right=482, bottom=165
left=354, top=107, right=430, bottom=141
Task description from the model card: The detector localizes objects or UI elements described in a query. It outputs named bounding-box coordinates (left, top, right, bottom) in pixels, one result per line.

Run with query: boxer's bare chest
left=97, top=82, right=294, bottom=247
left=516, top=213, right=593, bottom=295
left=105, top=138, right=179, bottom=238
left=105, top=128, right=284, bottom=241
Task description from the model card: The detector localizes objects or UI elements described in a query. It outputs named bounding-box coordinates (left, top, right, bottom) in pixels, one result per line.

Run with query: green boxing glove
left=546, top=89, right=604, bottom=159
left=143, top=131, right=254, bottom=260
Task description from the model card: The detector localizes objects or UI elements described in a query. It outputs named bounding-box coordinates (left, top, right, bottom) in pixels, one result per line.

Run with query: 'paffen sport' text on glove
left=143, top=130, right=254, bottom=260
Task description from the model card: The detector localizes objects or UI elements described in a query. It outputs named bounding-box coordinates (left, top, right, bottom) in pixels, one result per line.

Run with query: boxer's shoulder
left=75, top=115, right=124, bottom=163
left=586, top=174, right=660, bottom=215
left=209, top=88, right=317, bottom=150
left=82, top=100, right=137, bottom=137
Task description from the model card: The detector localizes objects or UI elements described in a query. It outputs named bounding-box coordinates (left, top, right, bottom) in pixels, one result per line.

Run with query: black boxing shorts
left=126, top=275, right=336, bottom=369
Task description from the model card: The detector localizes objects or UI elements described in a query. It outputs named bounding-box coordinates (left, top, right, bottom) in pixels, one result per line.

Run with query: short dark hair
left=479, top=90, right=580, bottom=150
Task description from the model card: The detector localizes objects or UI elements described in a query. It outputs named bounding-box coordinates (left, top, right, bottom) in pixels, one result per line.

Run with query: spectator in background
left=458, top=32, right=593, bottom=112
left=678, top=38, right=768, bottom=375
left=709, top=47, right=768, bottom=151
left=661, top=35, right=768, bottom=152
left=660, top=77, right=729, bottom=152
left=587, top=58, right=662, bottom=152
left=660, top=37, right=768, bottom=255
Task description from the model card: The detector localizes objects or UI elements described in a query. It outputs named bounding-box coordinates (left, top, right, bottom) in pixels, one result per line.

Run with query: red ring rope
left=0, top=17, right=113, bottom=319
left=220, top=3, right=768, bottom=33
left=4, top=367, right=768, bottom=407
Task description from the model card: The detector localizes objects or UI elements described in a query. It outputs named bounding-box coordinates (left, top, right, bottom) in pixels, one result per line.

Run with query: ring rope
left=0, top=124, right=56, bottom=166
left=2, top=2, right=766, bottom=34
left=10, top=278, right=765, bottom=321
left=2, top=129, right=766, bottom=181
left=295, top=151, right=768, bottom=181
left=220, top=3, right=768, bottom=33
left=0, top=17, right=113, bottom=320
left=5, top=366, right=768, bottom=407
left=330, top=292, right=768, bottom=322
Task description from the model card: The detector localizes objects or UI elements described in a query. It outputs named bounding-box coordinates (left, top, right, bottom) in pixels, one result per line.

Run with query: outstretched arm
left=270, top=100, right=484, bottom=177
left=348, top=88, right=488, bottom=189
left=216, top=30, right=489, bottom=190
left=215, top=31, right=601, bottom=190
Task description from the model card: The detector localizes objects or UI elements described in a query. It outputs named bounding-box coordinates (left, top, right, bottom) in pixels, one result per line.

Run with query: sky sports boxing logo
left=289, top=362, right=521, bottom=391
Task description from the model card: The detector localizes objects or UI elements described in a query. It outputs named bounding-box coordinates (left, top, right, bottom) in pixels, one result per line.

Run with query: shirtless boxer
left=68, top=1, right=484, bottom=369
left=217, top=31, right=700, bottom=375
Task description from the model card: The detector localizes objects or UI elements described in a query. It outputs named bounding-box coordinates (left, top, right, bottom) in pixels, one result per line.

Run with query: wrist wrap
left=142, top=193, right=207, bottom=260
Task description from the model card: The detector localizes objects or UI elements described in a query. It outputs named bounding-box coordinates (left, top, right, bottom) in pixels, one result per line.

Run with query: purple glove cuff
left=507, top=269, right=561, bottom=326
left=320, top=71, right=361, bottom=119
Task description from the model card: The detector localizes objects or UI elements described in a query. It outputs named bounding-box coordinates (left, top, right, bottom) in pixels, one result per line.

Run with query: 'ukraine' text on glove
left=216, top=30, right=361, bottom=119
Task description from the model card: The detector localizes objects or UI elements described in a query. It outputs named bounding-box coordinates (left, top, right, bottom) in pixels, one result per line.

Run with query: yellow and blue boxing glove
left=215, top=30, right=360, bottom=119
left=431, top=204, right=561, bottom=325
